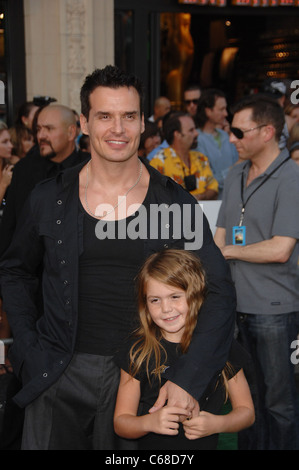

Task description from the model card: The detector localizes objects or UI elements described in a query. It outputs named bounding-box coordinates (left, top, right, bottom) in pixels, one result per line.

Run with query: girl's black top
left=115, top=338, right=249, bottom=450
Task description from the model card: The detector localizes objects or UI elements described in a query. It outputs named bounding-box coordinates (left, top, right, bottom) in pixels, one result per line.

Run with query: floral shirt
left=150, top=146, right=218, bottom=197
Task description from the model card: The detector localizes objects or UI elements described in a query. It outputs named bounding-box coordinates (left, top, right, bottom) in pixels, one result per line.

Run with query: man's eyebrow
left=94, top=110, right=139, bottom=117
left=94, top=111, right=111, bottom=117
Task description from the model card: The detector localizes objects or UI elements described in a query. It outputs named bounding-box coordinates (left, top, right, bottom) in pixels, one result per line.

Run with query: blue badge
left=232, top=226, right=246, bottom=246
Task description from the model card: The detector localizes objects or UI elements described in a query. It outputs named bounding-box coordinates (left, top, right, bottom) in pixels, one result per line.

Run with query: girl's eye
left=149, top=298, right=159, bottom=304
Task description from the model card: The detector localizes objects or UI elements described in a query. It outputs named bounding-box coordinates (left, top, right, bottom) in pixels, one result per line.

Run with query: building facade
left=2, top=0, right=299, bottom=123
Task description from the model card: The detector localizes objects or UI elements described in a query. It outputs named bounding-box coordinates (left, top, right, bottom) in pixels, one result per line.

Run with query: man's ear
left=68, top=124, right=77, bottom=141
left=141, top=113, right=145, bottom=134
left=263, top=125, right=276, bottom=143
left=205, top=107, right=212, bottom=120
left=80, top=113, right=89, bottom=136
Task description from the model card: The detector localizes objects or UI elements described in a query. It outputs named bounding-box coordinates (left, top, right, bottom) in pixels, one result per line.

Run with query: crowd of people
left=0, top=65, right=298, bottom=450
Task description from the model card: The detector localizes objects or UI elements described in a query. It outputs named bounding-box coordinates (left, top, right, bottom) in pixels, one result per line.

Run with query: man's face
left=184, top=89, right=200, bottom=117
left=81, top=86, right=145, bottom=164
left=36, top=107, right=73, bottom=159
left=229, top=108, right=266, bottom=161
left=206, top=97, right=228, bottom=127
left=178, top=115, right=198, bottom=150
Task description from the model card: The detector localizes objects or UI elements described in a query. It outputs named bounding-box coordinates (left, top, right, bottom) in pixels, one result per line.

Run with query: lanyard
left=239, top=156, right=291, bottom=226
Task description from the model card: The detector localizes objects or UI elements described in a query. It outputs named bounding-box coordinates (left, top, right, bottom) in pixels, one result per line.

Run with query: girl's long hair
left=129, top=249, right=206, bottom=383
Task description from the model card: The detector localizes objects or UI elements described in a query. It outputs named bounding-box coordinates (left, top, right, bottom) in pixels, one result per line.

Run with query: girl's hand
left=183, top=411, right=221, bottom=439
left=149, top=406, right=191, bottom=436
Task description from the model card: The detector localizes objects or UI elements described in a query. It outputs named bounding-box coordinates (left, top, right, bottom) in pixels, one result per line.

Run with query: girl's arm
left=114, top=369, right=189, bottom=439
left=183, top=369, right=255, bottom=439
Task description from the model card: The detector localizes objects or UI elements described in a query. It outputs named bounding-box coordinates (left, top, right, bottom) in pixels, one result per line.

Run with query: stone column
left=24, top=0, right=114, bottom=113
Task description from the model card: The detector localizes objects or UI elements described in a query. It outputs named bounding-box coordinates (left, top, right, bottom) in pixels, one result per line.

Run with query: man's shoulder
left=31, top=159, right=84, bottom=197
left=146, top=160, right=197, bottom=205
left=190, top=150, right=209, bottom=162
left=13, top=146, right=42, bottom=172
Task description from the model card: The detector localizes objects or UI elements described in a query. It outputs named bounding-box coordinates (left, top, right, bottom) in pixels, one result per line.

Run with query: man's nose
left=112, top=117, right=125, bottom=133
left=229, top=132, right=237, bottom=144
left=37, top=127, right=46, bottom=139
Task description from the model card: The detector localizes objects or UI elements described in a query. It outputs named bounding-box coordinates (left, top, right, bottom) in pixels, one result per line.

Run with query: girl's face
left=146, top=277, right=189, bottom=343
left=21, top=132, right=34, bottom=156
left=0, top=130, right=13, bottom=159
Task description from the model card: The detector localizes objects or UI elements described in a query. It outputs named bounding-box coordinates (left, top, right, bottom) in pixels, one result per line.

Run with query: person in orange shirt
left=150, top=112, right=218, bottom=200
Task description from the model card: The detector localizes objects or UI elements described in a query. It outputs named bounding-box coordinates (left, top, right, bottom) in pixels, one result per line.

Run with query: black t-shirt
left=75, top=203, right=147, bottom=355
left=115, top=338, right=249, bottom=450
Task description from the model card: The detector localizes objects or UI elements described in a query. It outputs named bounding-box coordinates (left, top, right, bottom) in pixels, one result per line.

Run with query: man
left=214, top=94, right=299, bottom=450
left=0, top=104, right=89, bottom=257
left=148, top=96, right=171, bottom=122
left=150, top=112, right=218, bottom=201
left=262, top=79, right=289, bottom=149
left=183, top=84, right=201, bottom=118
left=195, top=89, right=239, bottom=198
left=0, top=66, right=235, bottom=450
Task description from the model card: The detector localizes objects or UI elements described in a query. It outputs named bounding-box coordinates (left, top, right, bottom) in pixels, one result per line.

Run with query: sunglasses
left=184, top=99, right=199, bottom=105
left=230, top=124, right=266, bottom=139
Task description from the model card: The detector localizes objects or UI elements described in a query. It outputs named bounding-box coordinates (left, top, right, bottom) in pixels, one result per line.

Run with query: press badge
left=232, top=226, right=246, bottom=245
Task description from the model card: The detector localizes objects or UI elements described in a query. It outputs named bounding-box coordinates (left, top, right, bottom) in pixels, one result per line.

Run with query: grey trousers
left=21, top=352, right=137, bottom=450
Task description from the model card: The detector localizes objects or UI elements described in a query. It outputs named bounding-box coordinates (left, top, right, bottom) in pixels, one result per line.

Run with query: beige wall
left=24, top=0, right=114, bottom=114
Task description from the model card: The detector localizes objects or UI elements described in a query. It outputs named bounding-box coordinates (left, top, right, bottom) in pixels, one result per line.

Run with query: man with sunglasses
left=194, top=88, right=239, bottom=199
left=183, top=85, right=201, bottom=118
left=214, top=94, right=299, bottom=450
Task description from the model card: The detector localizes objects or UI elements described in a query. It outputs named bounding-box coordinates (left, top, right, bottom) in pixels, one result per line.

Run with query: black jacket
left=0, top=159, right=236, bottom=408
left=0, top=145, right=89, bottom=257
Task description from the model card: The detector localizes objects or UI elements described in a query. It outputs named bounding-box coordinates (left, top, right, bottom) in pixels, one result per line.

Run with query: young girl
left=114, top=249, right=254, bottom=450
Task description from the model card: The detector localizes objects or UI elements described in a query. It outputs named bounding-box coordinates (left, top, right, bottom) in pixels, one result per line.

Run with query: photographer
left=150, top=112, right=218, bottom=200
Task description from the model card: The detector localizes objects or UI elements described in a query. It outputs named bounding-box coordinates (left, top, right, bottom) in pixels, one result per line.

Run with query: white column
left=23, top=0, right=114, bottom=112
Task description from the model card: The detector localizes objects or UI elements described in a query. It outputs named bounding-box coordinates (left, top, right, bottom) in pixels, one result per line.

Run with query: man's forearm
left=221, top=235, right=296, bottom=264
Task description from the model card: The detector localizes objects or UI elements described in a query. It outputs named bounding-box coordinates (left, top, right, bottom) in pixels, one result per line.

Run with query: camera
left=33, top=96, right=57, bottom=107
left=184, top=174, right=197, bottom=192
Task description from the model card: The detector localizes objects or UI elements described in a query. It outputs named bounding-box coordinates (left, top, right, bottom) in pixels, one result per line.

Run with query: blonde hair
left=0, top=121, right=8, bottom=132
left=129, top=249, right=206, bottom=383
left=130, top=249, right=233, bottom=399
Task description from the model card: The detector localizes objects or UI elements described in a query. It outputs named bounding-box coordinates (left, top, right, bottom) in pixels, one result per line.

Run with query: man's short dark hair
left=80, top=65, right=145, bottom=120
left=163, top=112, right=188, bottom=145
left=232, top=94, right=285, bottom=143
left=195, top=88, right=226, bottom=128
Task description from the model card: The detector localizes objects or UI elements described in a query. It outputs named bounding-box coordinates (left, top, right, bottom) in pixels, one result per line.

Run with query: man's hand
left=149, top=380, right=199, bottom=418
left=147, top=406, right=191, bottom=436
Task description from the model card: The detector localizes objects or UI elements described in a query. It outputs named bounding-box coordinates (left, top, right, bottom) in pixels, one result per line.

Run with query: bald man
left=148, top=96, right=171, bottom=122
left=0, top=104, right=89, bottom=256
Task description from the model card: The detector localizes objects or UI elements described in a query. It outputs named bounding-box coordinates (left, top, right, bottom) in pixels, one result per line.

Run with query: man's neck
left=50, top=144, right=76, bottom=163
left=247, top=144, right=280, bottom=185
left=171, top=144, right=190, bottom=168
left=202, top=121, right=217, bottom=135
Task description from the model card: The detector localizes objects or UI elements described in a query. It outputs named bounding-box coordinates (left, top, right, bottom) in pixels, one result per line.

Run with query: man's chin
left=40, top=150, right=57, bottom=160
